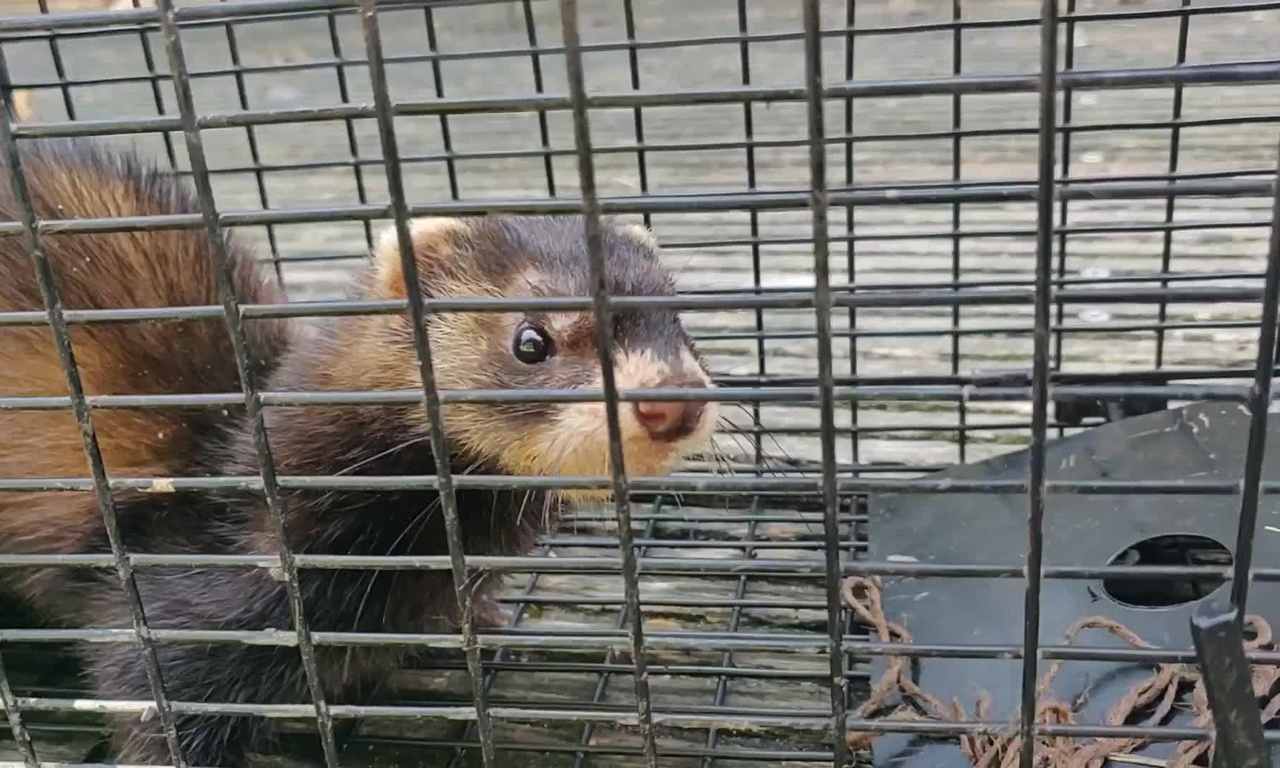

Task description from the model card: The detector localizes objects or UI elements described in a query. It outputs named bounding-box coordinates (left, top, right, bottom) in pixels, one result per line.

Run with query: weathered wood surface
left=0, top=0, right=1277, bottom=765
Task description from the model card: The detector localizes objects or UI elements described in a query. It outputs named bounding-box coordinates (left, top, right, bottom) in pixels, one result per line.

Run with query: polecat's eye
left=513, top=322, right=554, bottom=364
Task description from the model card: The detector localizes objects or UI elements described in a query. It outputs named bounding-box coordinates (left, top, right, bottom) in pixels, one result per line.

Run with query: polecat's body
left=0, top=139, right=716, bottom=765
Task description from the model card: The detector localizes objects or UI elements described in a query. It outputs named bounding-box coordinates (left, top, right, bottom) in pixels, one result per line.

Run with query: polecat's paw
left=114, top=733, right=185, bottom=767
left=472, top=594, right=509, bottom=629
left=116, top=721, right=251, bottom=768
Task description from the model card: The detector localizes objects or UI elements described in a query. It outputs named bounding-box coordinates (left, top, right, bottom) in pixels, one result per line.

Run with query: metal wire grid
left=0, top=0, right=1276, bottom=766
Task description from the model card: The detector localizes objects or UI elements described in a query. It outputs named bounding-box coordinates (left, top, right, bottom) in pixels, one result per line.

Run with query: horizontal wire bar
left=2, top=111, right=1258, bottom=183
left=159, top=115, right=1278, bottom=183
left=0, top=175, right=1267, bottom=240
left=6, top=624, right=1280, bottom=664
left=0, top=0, right=502, bottom=35
left=8, top=60, right=1279, bottom=141
left=0, top=746, right=833, bottom=768
left=0, top=697, right=1273, bottom=745
left=0, top=474, right=1276, bottom=494
left=0, top=383, right=1257, bottom=416
left=340, top=739, right=833, bottom=763
left=0, top=1, right=1275, bottom=46
left=253, top=221, right=1277, bottom=266
left=0, top=282, right=1272, bottom=329
left=0, top=550, right=1263, bottom=581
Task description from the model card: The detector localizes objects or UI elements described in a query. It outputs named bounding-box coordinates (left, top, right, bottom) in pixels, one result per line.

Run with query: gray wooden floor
left=0, top=0, right=1278, bottom=765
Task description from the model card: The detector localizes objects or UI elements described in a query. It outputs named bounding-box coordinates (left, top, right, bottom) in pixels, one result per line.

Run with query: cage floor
left=0, top=493, right=864, bottom=767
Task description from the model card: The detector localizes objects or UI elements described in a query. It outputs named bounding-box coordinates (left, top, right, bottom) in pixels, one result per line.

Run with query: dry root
left=842, top=576, right=1280, bottom=767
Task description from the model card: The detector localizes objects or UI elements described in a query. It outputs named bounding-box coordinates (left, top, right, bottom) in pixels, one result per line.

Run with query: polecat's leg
left=109, top=712, right=264, bottom=767
left=90, top=637, right=300, bottom=766
left=84, top=570, right=305, bottom=766
left=451, top=572, right=509, bottom=629
left=472, top=593, right=509, bottom=629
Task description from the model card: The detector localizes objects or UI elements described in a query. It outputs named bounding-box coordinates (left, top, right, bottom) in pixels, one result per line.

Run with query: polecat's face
left=366, top=215, right=717, bottom=503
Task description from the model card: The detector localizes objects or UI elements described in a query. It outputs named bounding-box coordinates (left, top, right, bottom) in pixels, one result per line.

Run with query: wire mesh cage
left=0, top=0, right=1278, bottom=766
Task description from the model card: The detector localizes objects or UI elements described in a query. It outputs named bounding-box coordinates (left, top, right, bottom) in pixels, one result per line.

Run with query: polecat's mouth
left=551, top=410, right=714, bottom=505
left=481, top=359, right=717, bottom=506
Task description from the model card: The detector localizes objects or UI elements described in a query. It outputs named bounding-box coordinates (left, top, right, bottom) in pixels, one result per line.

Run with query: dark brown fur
left=0, top=138, right=288, bottom=612
left=0, top=140, right=716, bottom=765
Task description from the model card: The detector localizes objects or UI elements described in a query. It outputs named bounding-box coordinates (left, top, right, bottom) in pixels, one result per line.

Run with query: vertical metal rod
left=801, top=1, right=849, bottom=765
left=1154, top=0, right=1195, bottom=369
left=559, top=1, right=659, bottom=764
left=0, top=48, right=189, bottom=768
left=521, top=0, right=557, bottom=197
left=1019, top=1, right=1060, bottom=765
left=32, top=0, right=75, bottom=122
left=0, top=59, right=15, bottom=126
left=0, top=55, right=41, bottom=768
left=220, top=20, right=286, bottom=287
left=153, top=1, right=341, bottom=764
left=841, top=0, right=859, bottom=469
left=1051, top=0, right=1077, bottom=440
left=423, top=6, right=461, bottom=200
left=446, top=9, right=560, bottom=756
left=130, top=0, right=179, bottom=170
left=736, top=0, right=766, bottom=471
left=621, top=0, right=650, bottom=231
left=326, top=10, right=376, bottom=250
left=1190, top=599, right=1269, bottom=768
left=699, top=500, right=763, bottom=768
left=949, top=0, right=967, bottom=463
left=570, top=509, right=663, bottom=768
left=447, top=539, right=557, bottom=768
left=0, top=649, right=38, bottom=767
left=357, top=1, right=497, bottom=766
left=1229, top=129, right=1280, bottom=613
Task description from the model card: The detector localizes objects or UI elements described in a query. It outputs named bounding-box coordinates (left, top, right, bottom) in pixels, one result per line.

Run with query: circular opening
left=1100, top=534, right=1232, bottom=609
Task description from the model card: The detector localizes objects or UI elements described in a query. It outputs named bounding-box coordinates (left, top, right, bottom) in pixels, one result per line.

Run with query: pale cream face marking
left=369, top=216, right=716, bottom=505
left=537, top=346, right=718, bottom=504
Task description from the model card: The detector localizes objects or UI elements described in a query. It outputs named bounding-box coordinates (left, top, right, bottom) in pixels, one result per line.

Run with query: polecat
left=0, top=139, right=717, bottom=766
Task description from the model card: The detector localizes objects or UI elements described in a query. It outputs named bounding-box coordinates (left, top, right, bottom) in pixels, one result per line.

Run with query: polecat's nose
left=633, top=399, right=706, bottom=442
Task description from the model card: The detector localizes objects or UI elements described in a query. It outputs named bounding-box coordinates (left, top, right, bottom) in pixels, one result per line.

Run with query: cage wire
left=0, top=0, right=1276, bottom=766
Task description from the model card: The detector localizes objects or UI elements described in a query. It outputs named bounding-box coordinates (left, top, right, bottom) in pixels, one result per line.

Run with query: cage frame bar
left=1228, top=131, right=1280, bottom=614
left=620, top=0, right=650, bottom=233
left=840, top=0, right=859, bottom=470
left=799, top=0, right=849, bottom=763
left=697, top=495, right=764, bottom=768
left=323, top=5, right=376, bottom=252
left=153, top=0, right=344, bottom=762
left=0, top=172, right=1266, bottom=235
left=420, top=4, right=462, bottom=201
left=0, top=39, right=190, bottom=768
left=948, top=0, right=967, bottom=463
left=442, top=6, right=561, bottom=758
left=520, top=0, right=557, bottom=197
left=1050, top=0, right=1076, bottom=439
left=1016, top=0, right=1060, bottom=764
left=1152, top=0, right=1196, bottom=371
left=2, top=0, right=1277, bottom=44
left=567, top=504, right=665, bottom=768
left=0, top=0, right=1276, bottom=763
left=0, top=651, right=37, bottom=767
left=8, top=57, right=1280, bottom=143
left=559, top=0, right=661, bottom=762
left=355, top=0, right=499, bottom=764
left=216, top=15, right=287, bottom=286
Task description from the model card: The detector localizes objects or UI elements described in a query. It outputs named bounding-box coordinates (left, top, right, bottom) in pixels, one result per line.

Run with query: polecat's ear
left=620, top=223, right=659, bottom=252
left=371, top=217, right=472, bottom=299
